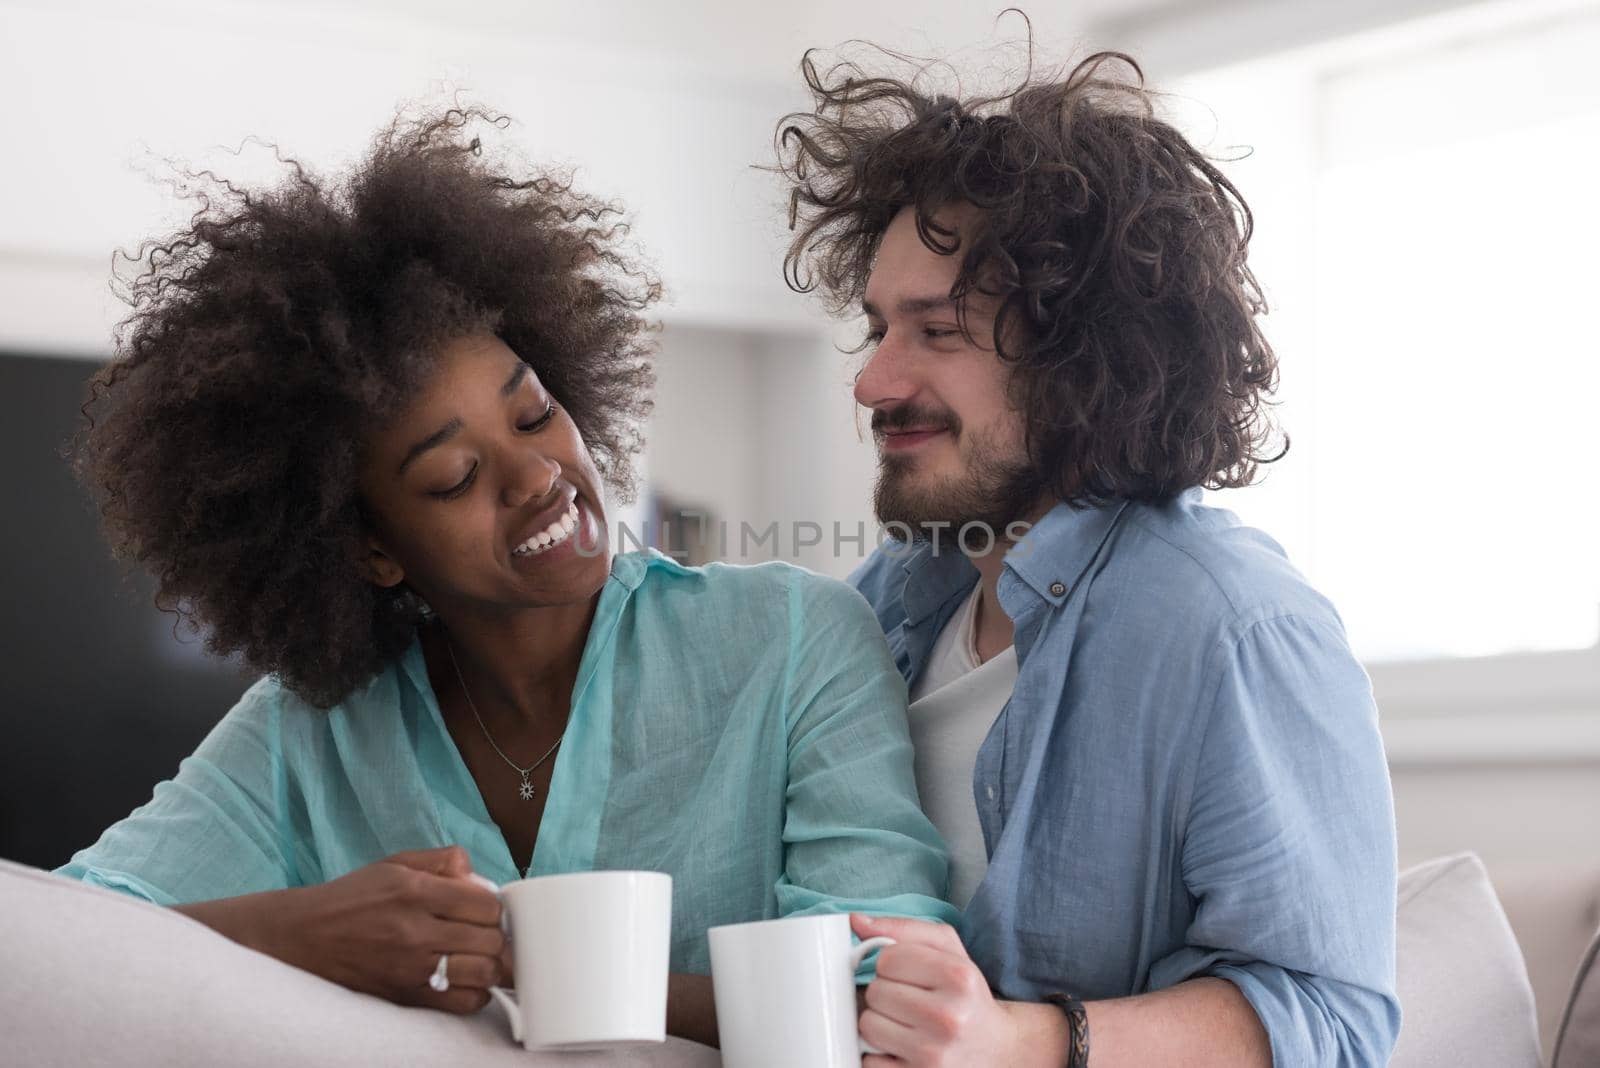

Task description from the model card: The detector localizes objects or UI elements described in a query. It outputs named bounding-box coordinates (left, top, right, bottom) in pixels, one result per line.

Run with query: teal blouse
left=58, top=550, right=957, bottom=974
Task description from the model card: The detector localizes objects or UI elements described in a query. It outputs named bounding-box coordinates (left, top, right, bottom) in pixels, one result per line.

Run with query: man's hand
left=853, top=914, right=1273, bottom=1067
left=854, top=914, right=1070, bottom=1068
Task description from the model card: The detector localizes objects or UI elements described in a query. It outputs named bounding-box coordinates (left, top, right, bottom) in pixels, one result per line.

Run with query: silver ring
left=429, top=953, right=450, bottom=993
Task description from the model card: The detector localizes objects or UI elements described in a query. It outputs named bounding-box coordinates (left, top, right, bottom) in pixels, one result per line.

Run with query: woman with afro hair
left=56, top=108, right=955, bottom=1043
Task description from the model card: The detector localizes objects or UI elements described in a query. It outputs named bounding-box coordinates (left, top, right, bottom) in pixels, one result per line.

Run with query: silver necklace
left=444, top=638, right=564, bottom=802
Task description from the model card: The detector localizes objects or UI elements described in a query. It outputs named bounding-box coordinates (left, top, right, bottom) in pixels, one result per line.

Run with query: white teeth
left=513, top=502, right=582, bottom=557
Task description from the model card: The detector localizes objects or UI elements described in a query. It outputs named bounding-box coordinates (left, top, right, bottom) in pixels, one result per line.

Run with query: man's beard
left=873, top=422, right=1043, bottom=552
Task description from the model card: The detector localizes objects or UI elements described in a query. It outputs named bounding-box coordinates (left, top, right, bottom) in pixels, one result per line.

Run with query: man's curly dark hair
left=776, top=47, right=1284, bottom=506
left=76, top=107, right=660, bottom=708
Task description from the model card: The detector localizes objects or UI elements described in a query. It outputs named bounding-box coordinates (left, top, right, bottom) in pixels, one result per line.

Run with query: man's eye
left=864, top=329, right=885, bottom=346
left=517, top=398, right=557, bottom=432
left=925, top=327, right=958, bottom=339
left=431, top=463, right=478, bottom=500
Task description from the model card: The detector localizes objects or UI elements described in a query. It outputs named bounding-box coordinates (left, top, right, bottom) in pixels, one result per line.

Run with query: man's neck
left=967, top=546, right=1014, bottom=665
left=964, top=497, right=1058, bottom=664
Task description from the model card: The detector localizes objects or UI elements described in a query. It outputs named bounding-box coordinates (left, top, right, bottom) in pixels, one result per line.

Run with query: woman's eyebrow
left=501, top=362, right=530, bottom=396
left=397, top=418, right=463, bottom=476
left=396, top=364, right=531, bottom=476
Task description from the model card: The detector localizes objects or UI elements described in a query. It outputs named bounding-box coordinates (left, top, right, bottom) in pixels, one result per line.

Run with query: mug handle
left=465, top=873, right=522, bottom=1045
left=487, top=986, right=523, bottom=1045
left=851, top=935, right=897, bottom=1057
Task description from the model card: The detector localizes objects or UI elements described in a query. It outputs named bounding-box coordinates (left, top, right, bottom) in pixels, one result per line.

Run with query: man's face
left=357, top=332, right=611, bottom=619
left=857, top=205, right=1040, bottom=546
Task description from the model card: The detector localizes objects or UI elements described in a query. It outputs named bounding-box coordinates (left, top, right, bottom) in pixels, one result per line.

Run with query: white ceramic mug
left=709, top=913, right=895, bottom=1068
left=475, top=870, right=672, bottom=1052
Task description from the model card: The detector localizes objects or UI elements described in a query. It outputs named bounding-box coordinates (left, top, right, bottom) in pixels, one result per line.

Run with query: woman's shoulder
left=206, top=655, right=410, bottom=752
left=616, top=553, right=885, bottom=671
left=623, top=550, right=874, bottom=618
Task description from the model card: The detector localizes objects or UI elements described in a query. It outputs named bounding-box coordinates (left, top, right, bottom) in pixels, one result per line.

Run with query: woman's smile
left=511, top=499, right=579, bottom=557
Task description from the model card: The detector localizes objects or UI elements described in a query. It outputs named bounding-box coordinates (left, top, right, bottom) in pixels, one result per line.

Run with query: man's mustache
left=870, top=405, right=961, bottom=437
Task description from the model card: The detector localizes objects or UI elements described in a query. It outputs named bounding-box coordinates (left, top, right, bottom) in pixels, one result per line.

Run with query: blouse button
left=1049, top=581, right=1067, bottom=597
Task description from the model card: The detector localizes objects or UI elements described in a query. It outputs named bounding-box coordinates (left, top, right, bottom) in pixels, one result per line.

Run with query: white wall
left=648, top=322, right=879, bottom=580
left=0, top=0, right=820, bottom=357
left=647, top=326, right=766, bottom=551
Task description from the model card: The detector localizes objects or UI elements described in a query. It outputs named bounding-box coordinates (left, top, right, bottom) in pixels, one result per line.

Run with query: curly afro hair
left=77, top=107, right=660, bottom=708
left=776, top=47, right=1284, bottom=506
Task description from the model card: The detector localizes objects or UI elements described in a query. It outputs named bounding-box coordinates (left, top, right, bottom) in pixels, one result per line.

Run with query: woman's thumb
left=386, top=844, right=472, bottom=876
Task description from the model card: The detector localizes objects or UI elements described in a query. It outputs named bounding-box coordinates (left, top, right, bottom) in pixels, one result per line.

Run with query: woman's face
left=358, top=332, right=611, bottom=617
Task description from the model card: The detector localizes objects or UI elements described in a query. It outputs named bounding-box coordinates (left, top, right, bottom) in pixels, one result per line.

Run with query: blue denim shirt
left=851, top=489, right=1401, bottom=1067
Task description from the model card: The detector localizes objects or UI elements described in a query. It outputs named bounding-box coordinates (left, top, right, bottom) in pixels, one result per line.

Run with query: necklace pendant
left=518, top=773, right=536, bottom=801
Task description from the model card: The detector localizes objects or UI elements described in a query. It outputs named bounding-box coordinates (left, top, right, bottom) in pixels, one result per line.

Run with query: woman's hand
left=179, top=845, right=508, bottom=1013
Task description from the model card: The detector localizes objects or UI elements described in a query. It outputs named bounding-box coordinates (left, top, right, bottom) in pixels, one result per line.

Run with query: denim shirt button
left=985, top=785, right=996, bottom=801
left=1049, top=581, right=1067, bottom=597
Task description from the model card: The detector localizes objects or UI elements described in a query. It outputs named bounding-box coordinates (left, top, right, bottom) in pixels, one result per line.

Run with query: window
left=1178, top=4, right=1600, bottom=669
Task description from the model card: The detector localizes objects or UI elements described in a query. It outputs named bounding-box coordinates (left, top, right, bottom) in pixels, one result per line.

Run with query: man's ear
left=364, top=536, right=406, bottom=589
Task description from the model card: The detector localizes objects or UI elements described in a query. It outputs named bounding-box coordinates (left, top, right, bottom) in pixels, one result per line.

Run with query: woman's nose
left=500, top=448, right=561, bottom=510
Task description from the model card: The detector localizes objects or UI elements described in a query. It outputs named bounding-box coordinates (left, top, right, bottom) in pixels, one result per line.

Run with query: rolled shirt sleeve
left=775, top=576, right=960, bottom=975
left=56, top=679, right=297, bottom=905
left=1149, top=614, right=1402, bottom=1067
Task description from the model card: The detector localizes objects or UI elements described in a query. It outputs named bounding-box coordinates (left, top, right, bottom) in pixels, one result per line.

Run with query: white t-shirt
left=907, top=584, right=1018, bottom=909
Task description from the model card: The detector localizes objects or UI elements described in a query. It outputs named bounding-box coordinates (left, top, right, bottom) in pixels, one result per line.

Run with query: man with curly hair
left=776, top=50, right=1400, bottom=1066
left=54, top=108, right=958, bottom=1046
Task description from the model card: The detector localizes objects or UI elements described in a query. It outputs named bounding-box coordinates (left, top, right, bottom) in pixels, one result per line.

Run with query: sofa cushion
left=0, top=858, right=718, bottom=1067
left=1389, top=852, right=1541, bottom=1068
left=1488, top=860, right=1600, bottom=1055
left=1553, top=925, right=1600, bottom=1068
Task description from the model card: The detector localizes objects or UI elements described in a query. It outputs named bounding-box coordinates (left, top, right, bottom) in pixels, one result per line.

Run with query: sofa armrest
left=1, top=859, right=718, bottom=1067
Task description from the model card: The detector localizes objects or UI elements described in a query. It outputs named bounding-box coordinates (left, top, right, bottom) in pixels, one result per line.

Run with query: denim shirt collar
left=900, top=544, right=980, bottom=626
left=1004, top=497, right=1135, bottom=606
left=896, top=496, right=1136, bottom=664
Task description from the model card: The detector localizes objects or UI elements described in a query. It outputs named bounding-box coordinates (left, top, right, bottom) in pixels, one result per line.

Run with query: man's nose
left=853, top=332, right=916, bottom=411
left=500, top=446, right=561, bottom=510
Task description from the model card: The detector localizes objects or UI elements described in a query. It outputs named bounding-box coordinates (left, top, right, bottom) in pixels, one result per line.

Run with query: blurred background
left=3, top=0, right=1597, bottom=1051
